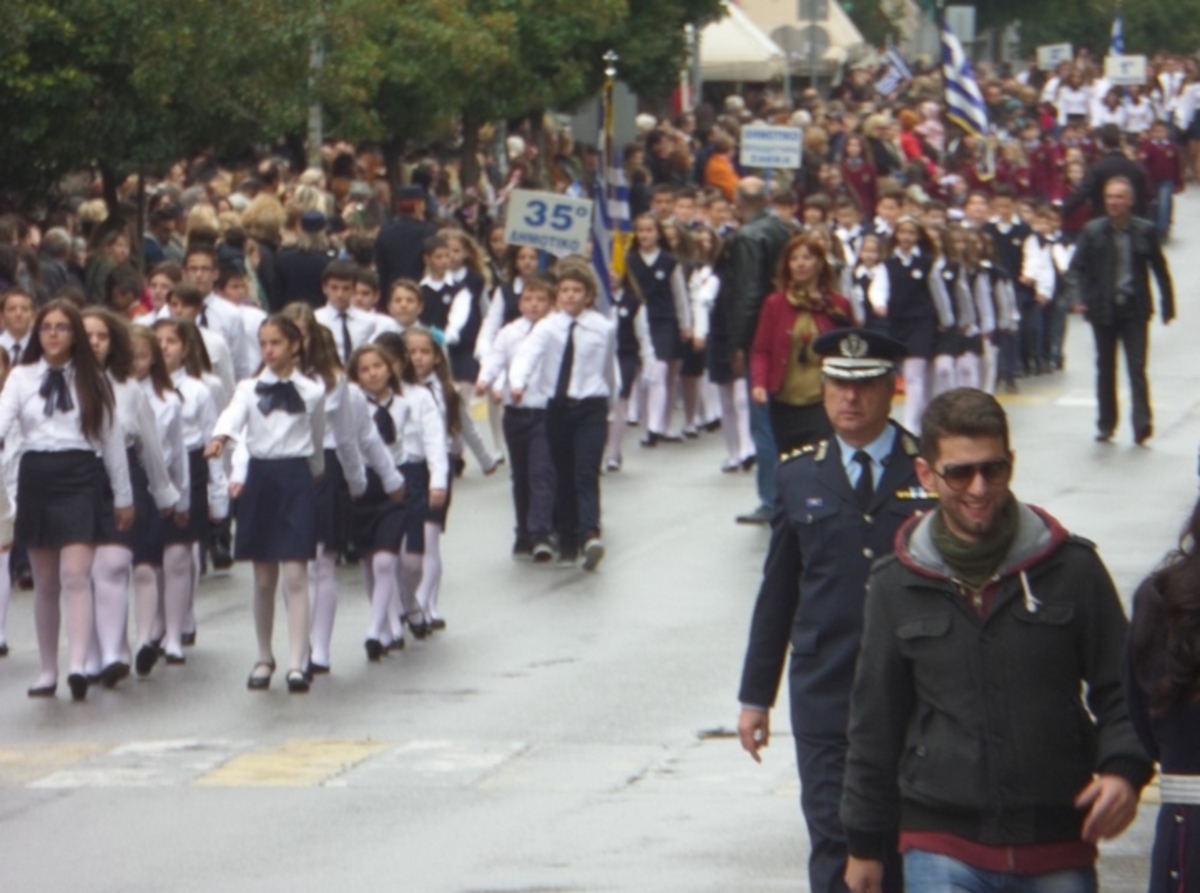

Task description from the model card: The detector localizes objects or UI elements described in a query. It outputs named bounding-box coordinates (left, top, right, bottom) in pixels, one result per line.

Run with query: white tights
left=252, top=560, right=309, bottom=673
left=606, top=396, right=630, bottom=464
left=981, top=339, right=999, bottom=395
left=28, top=544, right=96, bottom=687
left=717, top=382, right=754, bottom=465
left=0, top=549, right=11, bottom=648
left=157, top=543, right=194, bottom=658
left=647, top=359, right=681, bottom=437
left=365, top=551, right=397, bottom=643
left=308, top=544, right=338, bottom=667
left=955, top=354, right=981, bottom=391
left=932, top=354, right=957, bottom=399
left=88, top=544, right=132, bottom=672
left=415, top=523, right=444, bottom=622
left=902, top=358, right=930, bottom=435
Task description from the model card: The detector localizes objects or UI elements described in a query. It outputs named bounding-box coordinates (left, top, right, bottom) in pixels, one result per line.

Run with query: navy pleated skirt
left=164, top=449, right=209, bottom=545
left=16, top=450, right=108, bottom=548
left=234, top=457, right=317, bottom=562
left=649, top=319, right=680, bottom=362
left=315, top=448, right=349, bottom=554
left=98, top=447, right=157, bottom=563
left=351, top=467, right=408, bottom=555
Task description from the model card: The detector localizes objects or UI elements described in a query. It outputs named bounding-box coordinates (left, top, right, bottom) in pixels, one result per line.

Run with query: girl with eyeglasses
left=0, top=300, right=133, bottom=701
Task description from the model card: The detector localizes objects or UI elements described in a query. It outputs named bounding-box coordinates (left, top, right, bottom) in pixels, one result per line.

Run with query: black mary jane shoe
left=286, top=670, right=310, bottom=694
left=404, top=614, right=430, bottom=640
left=27, top=682, right=56, bottom=699
left=180, top=631, right=197, bottom=647
left=305, top=660, right=330, bottom=676
left=135, top=644, right=159, bottom=677
left=429, top=618, right=446, bottom=632
left=99, top=662, right=130, bottom=689
left=0, top=642, right=9, bottom=657
left=67, top=673, right=89, bottom=702
left=365, top=639, right=384, bottom=662
left=164, top=652, right=187, bottom=666
left=246, top=660, right=275, bottom=691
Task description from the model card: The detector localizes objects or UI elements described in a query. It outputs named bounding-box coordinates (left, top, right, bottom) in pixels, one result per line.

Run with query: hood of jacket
left=895, top=499, right=1071, bottom=585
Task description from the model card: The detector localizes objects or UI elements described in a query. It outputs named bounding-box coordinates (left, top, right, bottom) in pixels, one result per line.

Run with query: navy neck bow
left=39, top=367, right=74, bottom=417
left=255, top=379, right=304, bottom=415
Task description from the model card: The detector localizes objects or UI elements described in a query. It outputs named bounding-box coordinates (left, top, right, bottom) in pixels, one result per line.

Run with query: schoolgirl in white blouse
left=0, top=299, right=132, bottom=701
left=206, top=314, right=326, bottom=694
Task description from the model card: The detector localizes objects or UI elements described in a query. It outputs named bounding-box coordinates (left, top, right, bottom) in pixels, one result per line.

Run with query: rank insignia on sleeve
left=901, top=434, right=919, bottom=456
left=896, top=486, right=937, bottom=500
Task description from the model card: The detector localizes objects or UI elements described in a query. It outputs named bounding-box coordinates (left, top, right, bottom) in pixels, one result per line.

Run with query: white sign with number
left=504, top=190, right=594, bottom=258
left=1036, top=43, right=1073, bottom=70
left=739, top=125, right=803, bottom=170
left=1105, top=54, right=1148, bottom=86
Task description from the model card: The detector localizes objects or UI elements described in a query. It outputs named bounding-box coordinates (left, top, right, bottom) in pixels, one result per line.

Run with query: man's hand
left=845, top=857, right=884, bottom=893
left=1076, top=774, right=1139, bottom=843
left=737, top=707, right=770, bottom=763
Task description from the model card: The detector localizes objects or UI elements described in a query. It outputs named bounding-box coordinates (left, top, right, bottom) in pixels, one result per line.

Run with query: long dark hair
left=280, top=301, right=339, bottom=391
left=153, top=318, right=211, bottom=379
left=1134, top=499, right=1200, bottom=713
left=25, top=299, right=115, bottom=442
left=347, top=344, right=402, bottom=396
left=83, top=307, right=135, bottom=382
left=775, top=232, right=838, bottom=296
left=401, top=326, right=462, bottom=436
left=130, top=324, right=176, bottom=400
left=261, top=314, right=308, bottom=374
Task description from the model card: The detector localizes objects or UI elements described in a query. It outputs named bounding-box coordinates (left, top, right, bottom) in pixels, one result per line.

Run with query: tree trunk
left=383, top=138, right=404, bottom=218
left=100, top=162, right=120, bottom=225
left=461, top=111, right=482, bottom=198
left=529, top=111, right=547, bottom=189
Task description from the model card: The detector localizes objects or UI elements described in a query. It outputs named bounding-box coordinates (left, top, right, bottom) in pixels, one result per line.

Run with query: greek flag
left=941, top=16, right=988, bottom=137
left=1111, top=11, right=1124, bottom=55
left=592, top=75, right=631, bottom=310
left=876, top=40, right=912, bottom=97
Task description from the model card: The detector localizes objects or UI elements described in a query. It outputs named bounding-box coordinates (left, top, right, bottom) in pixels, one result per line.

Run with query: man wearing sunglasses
left=737, top=328, right=937, bottom=893
left=841, top=388, right=1153, bottom=893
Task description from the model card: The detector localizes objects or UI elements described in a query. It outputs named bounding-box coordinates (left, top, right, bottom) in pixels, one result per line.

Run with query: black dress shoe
left=27, top=682, right=56, bottom=698
left=246, top=660, right=275, bottom=690
left=702, top=420, right=722, bottom=433
left=286, top=670, right=310, bottom=693
left=99, top=662, right=130, bottom=689
left=211, top=542, right=233, bottom=570
left=0, top=643, right=8, bottom=657
left=181, top=631, right=196, bottom=647
left=67, top=673, right=89, bottom=702
left=365, top=639, right=384, bottom=662
left=640, top=432, right=659, bottom=448
left=429, top=618, right=446, bottom=631
left=1095, top=430, right=1114, bottom=443
left=135, top=644, right=159, bottom=677
left=164, top=652, right=186, bottom=666
left=305, top=660, right=330, bottom=676
left=405, top=614, right=430, bottom=640
left=1134, top=426, right=1153, bottom=445
left=16, top=567, right=33, bottom=591
left=740, top=455, right=757, bottom=472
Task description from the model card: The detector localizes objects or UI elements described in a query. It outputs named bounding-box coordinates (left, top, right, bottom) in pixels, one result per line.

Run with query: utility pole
left=808, top=0, right=819, bottom=90
left=305, top=0, right=326, bottom=172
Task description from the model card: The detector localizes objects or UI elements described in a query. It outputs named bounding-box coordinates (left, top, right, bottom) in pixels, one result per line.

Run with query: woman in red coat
left=750, top=232, right=853, bottom=453
left=840, top=134, right=878, bottom=219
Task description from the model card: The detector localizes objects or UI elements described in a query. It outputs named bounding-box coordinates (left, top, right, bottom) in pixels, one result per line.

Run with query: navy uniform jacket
left=738, top=422, right=937, bottom=738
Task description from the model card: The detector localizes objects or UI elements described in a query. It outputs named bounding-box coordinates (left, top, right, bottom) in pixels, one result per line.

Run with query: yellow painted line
left=0, top=743, right=106, bottom=786
left=194, top=739, right=385, bottom=788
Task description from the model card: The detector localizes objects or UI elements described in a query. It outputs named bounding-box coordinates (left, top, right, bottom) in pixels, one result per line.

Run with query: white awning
left=698, top=1, right=787, bottom=82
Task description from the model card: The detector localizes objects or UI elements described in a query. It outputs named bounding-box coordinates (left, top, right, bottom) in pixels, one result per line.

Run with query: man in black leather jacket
left=717, top=177, right=793, bottom=524
left=1068, top=176, right=1174, bottom=445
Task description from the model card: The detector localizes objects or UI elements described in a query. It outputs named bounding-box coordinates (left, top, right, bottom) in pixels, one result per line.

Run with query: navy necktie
left=372, top=398, right=396, bottom=445
left=255, top=380, right=305, bottom=415
left=39, top=367, right=74, bottom=417
left=339, top=311, right=352, bottom=364
left=853, top=451, right=874, bottom=511
left=199, top=304, right=209, bottom=328
left=554, top=321, right=576, bottom=401
left=11, top=341, right=21, bottom=365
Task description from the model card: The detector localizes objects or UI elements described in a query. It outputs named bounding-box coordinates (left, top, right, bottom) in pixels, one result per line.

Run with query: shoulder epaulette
left=901, top=433, right=920, bottom=457
left=779, top=442, right=818, bottom=463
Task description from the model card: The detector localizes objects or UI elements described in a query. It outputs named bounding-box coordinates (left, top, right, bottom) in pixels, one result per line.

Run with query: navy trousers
left=547, top=397, right=607, bottom=556
left=503, top=406, right=556, bottom=546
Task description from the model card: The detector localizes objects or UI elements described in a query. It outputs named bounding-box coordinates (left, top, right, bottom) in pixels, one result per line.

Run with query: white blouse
left=213, top=368, right=326, bottom=478
left=0, top=359, right=131, bottom=507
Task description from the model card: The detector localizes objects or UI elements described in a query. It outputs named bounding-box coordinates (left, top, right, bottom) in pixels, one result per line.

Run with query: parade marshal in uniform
left=737, top=328, right=937, bottom=893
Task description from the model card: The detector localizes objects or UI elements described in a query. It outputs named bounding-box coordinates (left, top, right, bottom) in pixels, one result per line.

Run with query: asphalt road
left=1, top=194, right=1196, bottom=891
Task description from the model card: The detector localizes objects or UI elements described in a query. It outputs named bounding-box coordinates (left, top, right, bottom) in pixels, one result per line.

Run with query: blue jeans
left=903, top=850, right=1097, bottom=893
left=749, top=397, right=777, bottom=510
left=1153, top=181, right=1174, bottom=239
